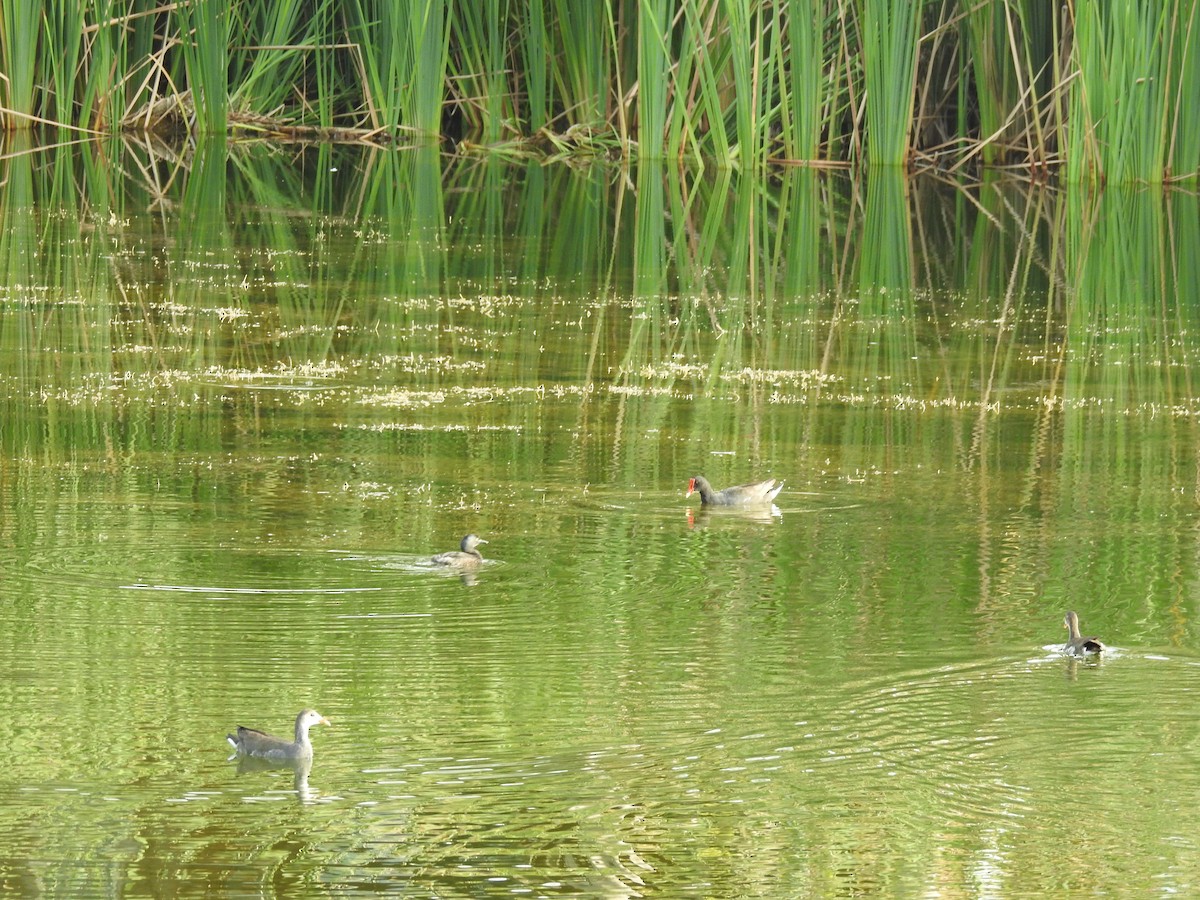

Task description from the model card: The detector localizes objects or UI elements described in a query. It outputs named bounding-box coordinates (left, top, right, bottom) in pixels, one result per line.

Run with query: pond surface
left=2, top=140, right=1200, bottom=896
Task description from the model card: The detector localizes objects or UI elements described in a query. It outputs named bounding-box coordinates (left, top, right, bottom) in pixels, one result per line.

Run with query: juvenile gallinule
left=226, top=708, right=331, bottom=761
left=432, top=534, right=488, bottom=567
left=1062, top=611, right=1105, bottom=655
left=686, top=475, right=784, bottom=507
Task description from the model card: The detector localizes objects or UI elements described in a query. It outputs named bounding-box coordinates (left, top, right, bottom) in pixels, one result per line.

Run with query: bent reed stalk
left=0, top=0, right=1198, bottom=181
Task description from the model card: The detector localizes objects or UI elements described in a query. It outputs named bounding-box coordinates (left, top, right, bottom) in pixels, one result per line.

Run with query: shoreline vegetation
left=0, top=1, right=1198, bottom=183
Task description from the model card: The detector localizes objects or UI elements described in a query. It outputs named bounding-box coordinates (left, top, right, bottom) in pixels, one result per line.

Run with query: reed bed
left=0, top=1, right=1197, bottom=180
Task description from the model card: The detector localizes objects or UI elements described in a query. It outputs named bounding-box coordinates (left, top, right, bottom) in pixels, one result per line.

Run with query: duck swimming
left=1062, top=611, right=1105, bottom=655
left=686, top=476, right=784, bottom=507
left=227, top=708, right=331, bottom=761
left=431, top=534, right=488, bottom=568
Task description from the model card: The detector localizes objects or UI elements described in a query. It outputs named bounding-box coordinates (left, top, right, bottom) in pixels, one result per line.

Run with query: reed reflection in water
left=0, top=140, right=1198, bottom=895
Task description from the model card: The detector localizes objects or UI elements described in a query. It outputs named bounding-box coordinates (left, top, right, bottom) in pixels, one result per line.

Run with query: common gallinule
left=1062, top=611, right=1105, bottom=655
left=432, top=534, right=488, bottom=567
left=686, top=475, right=784, bottom=507
left=226, top=708, right=331, bottom=761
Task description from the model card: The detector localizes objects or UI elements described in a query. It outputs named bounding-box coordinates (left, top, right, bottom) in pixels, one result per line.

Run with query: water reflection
left=231, top=754, right=317, bottom=804
left=1, top=141, right=1200, bottom=894
left=1061, top=653, right=1108, bottom=681
left=686, top=503, right=783, bottom=528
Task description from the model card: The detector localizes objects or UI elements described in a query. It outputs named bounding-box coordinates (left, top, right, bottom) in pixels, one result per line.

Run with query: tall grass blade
left=549, top=0, right=612, bottom=131
left=0, top=0, right=40, bottom=129
left=520, top=0, right=549, bottom=133
left=341, top=0, right=445, bottom=136
left=637, top=0, right=674, bottom=159
left=1167, top=0, right=1200, bottom=179
left=860, top=0, right=922, bottom=165
left=451, top=0, right=511, bottom=142
left=1065, top=1, right=1179, bottom=184
left=174, top=1, right=229, bottom=133
left=722, top=0, right=755, bottom=165
left=228, top=0, right=317, bottom=120
left=781, top=0, right=825, bottom=162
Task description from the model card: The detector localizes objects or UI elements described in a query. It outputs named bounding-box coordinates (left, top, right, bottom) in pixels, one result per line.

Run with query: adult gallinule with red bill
left=227, top=708, right=331, bottom=761
left=686, top=475, right=784, bottom=507
left=1062, top=611, right=1105, bottom=655
left=432, top=534, right=488, bottom=568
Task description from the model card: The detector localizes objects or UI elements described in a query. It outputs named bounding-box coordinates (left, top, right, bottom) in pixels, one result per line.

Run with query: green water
left=2, top=140, right=1200, bottom=896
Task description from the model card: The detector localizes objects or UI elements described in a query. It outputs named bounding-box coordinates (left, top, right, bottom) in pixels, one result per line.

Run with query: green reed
left=780, top=2, right=827, bottom=163
left=174, top=1, right=229, bottom=133
left=520, top=0, right=549, bottom=133
left=1066, top=0, right=1200, bottom=183
left=80, top=0, right=120, bottom=130
left=41, top=2, right=87, bottom=130
left=636, top=0, right=673, bottom=159
left=667, top=2, right=713, bottom=162
left=1169, top=2, right=1200, bottom=180
left=549, top=0, right=615, bottom=134
left=719, top=0, right=755, bottom=165
left=450, top=0, right=510, bottom=143
left=400, top=0, right=451, bottom=138
left=0, top=0, right=39, bottom=129
left=99, top=3, right=167, bottom=132
left=228, top=0, right=317, bottom=123
left=3, top=0, right=1199, bottom=179
left=965, top=1, right=1011, bottom=166
left=859, top=0, right=922, bottom=166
